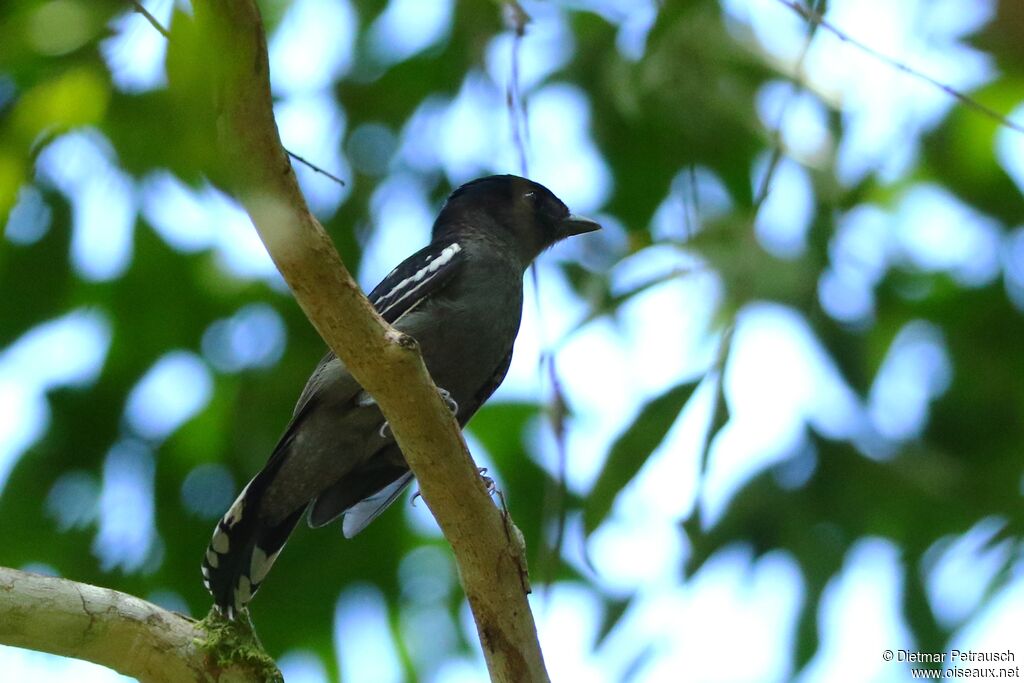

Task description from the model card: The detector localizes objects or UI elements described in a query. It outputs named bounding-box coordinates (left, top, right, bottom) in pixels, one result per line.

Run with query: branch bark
left=193, top=1, right=550, bottom=681
left=0, top=567, right=281, bottom=682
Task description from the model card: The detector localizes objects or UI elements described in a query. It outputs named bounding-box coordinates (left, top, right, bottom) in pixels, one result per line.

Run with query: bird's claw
left=379, top=388, right=456, bottom=440
left=438, top=388, right=458, bottom=414
left=410, top=468, right=496, bottom=507
left=478, top=467, right=497, bottom=496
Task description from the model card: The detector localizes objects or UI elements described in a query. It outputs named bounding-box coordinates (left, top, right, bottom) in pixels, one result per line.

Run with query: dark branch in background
left=534, top=310, right=572, bottom=594
left=130, top=0, right=170, bottom=39
left=687, top=3, right=818, bottom=519
left=569, top=266, right=710, bottom=334
left=683, top=165, right=699, bottom=241
left=128, top=0, right=346, bottom=188
left=681, top=3, right=820, bottom=528
left=753, top=0, right=820, bottom=212
left=502, top=0, right=531, bottom=178
left=286, top=150, right=347, bottom=186
left=538, top=354, right=570, bottom=589
left=499, top=0, right=574, bottom=591
left=777, top=0, right=1024, bottom=136
left=687, top=324, right=734, bottom=541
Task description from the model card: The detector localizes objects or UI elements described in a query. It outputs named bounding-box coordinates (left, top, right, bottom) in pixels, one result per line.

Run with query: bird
left=201, top=174, right=600, bottom=617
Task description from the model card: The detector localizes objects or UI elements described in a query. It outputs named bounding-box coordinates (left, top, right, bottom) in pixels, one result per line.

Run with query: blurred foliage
left=2, top=0, right=1024, bottom=680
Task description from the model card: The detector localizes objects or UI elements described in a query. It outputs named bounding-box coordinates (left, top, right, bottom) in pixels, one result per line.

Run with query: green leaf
left=584, top=380, right=699, bottom=535
left=595, top=595, right=632, bottom=647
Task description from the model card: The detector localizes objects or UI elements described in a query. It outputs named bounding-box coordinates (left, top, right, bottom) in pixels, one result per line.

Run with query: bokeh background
left=2, top=0, right=1023, bottom=681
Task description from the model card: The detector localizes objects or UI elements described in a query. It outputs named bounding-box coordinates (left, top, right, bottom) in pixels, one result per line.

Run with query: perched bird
left=202, top=174, right=600, bottom=617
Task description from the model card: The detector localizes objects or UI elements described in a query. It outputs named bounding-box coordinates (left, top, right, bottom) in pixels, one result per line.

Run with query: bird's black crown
left=433, top=174, right=585, bottom=263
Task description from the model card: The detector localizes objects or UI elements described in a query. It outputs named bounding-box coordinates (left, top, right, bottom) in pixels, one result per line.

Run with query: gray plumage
left=202, top=174, right=600, bottom=617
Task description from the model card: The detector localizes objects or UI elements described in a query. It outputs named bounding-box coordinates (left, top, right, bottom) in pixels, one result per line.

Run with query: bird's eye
left=524, top=191, right=536, bottom=200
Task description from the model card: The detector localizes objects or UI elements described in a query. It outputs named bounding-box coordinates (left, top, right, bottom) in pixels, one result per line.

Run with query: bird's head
left=433, top=175, right=601, bottom=268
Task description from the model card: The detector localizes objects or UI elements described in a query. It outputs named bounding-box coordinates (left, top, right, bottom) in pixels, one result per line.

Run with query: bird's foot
left=410, top=467, right=496, bottom=507
left=379, top=387, right=457, bottom=439
left=438, top=387, right=458, bottom=414
left=477, top=467, right=497, bottom=496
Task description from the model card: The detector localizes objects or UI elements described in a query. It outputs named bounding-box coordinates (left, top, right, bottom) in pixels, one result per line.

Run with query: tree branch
left=0, top=567, right=281, bottom=682
left=192, top=1, right=549, bottom=681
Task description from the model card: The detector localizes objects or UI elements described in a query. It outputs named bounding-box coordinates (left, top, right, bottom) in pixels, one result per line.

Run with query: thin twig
left=130, top=0, right=170, bottom=39
left=501, top=2, right=566, bottom=591
left=777, top=0, right=1024, bottom=136
left=127, top=0, right=347, bottom=189
left=503, top=0, right=531, bottom=177
left=683, top=165, right=698, bottom=240
left=564, top=265, right=709, bottom=339
left=537, top=352, right=570, bottom=592
left=287, top=150, right=347, bottom=186
left=697, top=324, right=734, bottom=476
left=753, top=0, right=819, bottom=212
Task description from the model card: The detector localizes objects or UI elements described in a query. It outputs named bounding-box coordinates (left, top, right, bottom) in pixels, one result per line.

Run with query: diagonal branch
left=192, top=1, right=549, bottom=681
left=0, top=567, right=281, bottom=683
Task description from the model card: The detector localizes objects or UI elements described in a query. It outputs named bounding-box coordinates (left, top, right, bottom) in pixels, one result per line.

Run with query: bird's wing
left=340, top=470, right=416, bottom=538
left=202, top=397, right=318, bottom=616
left=308, top=345, right=516, bottom=537
left=368, top=238, right=466, bottom=324
left=258, top=236, right=467, bottom=496
left=203, top=238, right=470, bottom=615
left=306, top=450, right=408, bottom=528
left=457, top=344, right=514, bottom=424
left=291, top=237, right=467, bottom=417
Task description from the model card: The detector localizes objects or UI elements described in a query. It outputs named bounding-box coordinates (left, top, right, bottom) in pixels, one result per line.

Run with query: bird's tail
left=201, top=476, right=305, bottom=619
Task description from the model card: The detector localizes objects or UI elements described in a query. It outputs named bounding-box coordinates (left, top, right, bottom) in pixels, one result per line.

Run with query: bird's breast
left=396, top=257, right=523, bottom=407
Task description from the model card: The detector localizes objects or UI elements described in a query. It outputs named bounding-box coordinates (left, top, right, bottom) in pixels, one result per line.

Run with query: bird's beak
left=559, top=214, right=602, bottom=238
